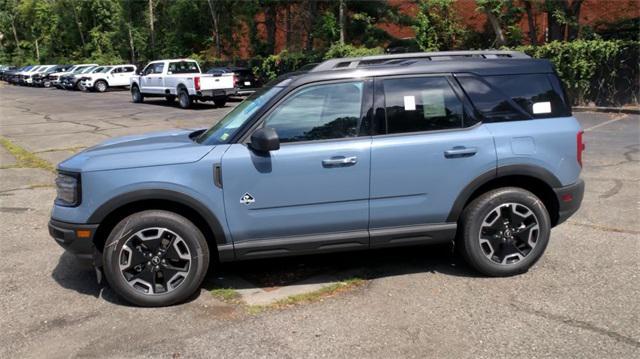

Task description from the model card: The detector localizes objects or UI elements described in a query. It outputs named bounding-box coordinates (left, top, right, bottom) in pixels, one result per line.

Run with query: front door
left=221, top=80, right=372, bottom=257
left=140, top=63, right=164, bottom=94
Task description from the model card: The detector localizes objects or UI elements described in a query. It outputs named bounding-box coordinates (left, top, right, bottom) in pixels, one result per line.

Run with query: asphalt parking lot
left=0, top=84, right=638, bottom=358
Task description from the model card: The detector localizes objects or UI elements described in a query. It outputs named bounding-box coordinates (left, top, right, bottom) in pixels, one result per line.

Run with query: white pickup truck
left=130, top=59, right=237, bottom=109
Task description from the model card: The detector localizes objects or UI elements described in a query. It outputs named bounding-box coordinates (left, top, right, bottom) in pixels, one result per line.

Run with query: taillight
left=233, top=74, right=238, bottom=87
left=577, top=130, right=585, bottom=167
left=194, top=76, right=200, bottom=91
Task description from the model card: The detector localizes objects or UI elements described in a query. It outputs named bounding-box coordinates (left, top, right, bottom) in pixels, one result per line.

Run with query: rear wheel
left=213, top=97, right=227, bottom=107
left=131, top=85, right=144, bottom=103
left=178, top=89, right=192, bottom=109
left=94, top=80, right=108, bottom=93
left=102, top=210, right=210, bottom=307
left=457, top=187, right=551, bottom=277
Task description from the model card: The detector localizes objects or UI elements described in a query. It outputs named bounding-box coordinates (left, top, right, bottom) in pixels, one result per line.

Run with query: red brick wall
left=227, top=0, right=639, bottom=58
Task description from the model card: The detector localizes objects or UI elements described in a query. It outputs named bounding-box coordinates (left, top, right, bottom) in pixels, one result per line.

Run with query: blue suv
left=49, top=51, right=585, bottom=306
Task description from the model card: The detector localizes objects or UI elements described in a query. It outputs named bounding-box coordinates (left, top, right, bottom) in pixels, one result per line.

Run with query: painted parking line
left=584, top=114, right=629, bottom=132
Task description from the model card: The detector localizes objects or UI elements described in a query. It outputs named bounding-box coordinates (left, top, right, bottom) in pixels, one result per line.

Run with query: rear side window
left=382, top=77, right=465, bottom=134
left=483, top=74, right=570, bottom=118
left=168, top=61, right=199, bottom=74
left=457, top=74, right=571, bottom=122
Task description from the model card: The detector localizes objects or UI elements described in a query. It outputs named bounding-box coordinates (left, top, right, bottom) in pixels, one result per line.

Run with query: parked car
left=206, top=66, right=261, bottom=95
left=49, top=51, right=585, bottom=307
left=130, top=59, right=237, bottom=109
left=60, top=65, right=100, bottom=90
left=4, top=65, right=30, bottom=84
left=0, top=65, right=17, bottom=81
left=23, top=65, right=55, bottom=86
left=16, top=65, right=42, bottom=85
left=53, top=64, right=98, bottom=89
left=80, top=64, right=137, bottom=92
left=34, top=65, right=72, bottom=87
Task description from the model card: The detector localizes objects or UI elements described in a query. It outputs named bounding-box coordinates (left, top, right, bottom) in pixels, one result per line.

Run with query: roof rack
left=310, top=50, right=530, bottom=72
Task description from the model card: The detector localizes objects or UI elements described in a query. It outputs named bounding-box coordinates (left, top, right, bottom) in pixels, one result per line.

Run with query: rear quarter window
left=457, top=73, right=571, bottom=122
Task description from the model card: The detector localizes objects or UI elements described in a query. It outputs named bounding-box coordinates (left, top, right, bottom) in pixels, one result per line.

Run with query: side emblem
left=240, top=193, right=255, bottom=205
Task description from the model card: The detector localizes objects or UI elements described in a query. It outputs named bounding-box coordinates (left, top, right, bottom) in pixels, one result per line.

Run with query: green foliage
left=476, top=0, right=524, bottom=46
left=517, top=40, right=639, bottom=106
left=253, top=50, right=321, bottom=82
left=413, top=0, right=466, bottom=51
left=323, top=43, right=383, bottom=59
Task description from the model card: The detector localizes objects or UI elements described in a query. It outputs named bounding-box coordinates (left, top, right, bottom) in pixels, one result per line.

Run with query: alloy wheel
left=478, top=203, right=539, bottom=265
left=118, top=227, right=192, bottom=295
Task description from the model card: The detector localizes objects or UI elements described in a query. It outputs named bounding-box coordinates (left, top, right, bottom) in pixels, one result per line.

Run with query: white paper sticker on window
left=403, top=95, right=416, bottom=111
left=533, top=101, right=552, bottom=114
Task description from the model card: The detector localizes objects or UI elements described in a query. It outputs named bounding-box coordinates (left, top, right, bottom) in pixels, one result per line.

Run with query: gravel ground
left=0, top=84, right=638, bottom=358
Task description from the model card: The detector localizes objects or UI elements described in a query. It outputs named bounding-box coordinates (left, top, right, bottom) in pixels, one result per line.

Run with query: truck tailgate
left=200, top=73, right=234, bottom=90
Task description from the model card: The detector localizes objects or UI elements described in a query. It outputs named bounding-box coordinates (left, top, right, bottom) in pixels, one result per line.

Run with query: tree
left=413, top=0, right=465, bottom=51
left=545, top=0, right=585, bottom=41
left=476, top=0, right=524, bottom=47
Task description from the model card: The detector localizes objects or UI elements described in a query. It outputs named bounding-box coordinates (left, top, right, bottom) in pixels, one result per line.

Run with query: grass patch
left=250, top=277, right=366, bottom=313
left=0, top=136, right=54, bottom=172
left=210, top=287, right=241, bottom=302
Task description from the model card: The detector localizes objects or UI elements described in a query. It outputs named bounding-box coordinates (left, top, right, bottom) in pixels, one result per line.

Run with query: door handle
left=444, top=146, right=477, bottom=158
left=322, top=156, right=357, bottom=167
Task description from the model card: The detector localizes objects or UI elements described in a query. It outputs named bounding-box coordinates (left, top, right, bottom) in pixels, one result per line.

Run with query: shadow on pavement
left=52, top=243, right=480, bottom=306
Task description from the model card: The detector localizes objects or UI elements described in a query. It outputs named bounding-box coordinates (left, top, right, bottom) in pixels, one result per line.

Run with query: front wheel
left=94, top=80, right=108, bottom=93
left=457, top=187, right=551, bottom=277
left=102, top=210, right=210, bottom=307
left=131, top=85, right=144, bottom=103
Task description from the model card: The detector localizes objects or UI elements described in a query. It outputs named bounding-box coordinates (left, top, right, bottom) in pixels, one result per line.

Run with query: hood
left=58, top=128, right=212, bottom=172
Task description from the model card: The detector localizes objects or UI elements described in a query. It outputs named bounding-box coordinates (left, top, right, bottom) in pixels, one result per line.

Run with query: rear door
left=221, top=80, right=373, bottom=257
left=369, top=75, right=496, bottom=247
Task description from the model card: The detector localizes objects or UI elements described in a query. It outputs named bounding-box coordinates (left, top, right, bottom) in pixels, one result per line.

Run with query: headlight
left=55, top=172, right=81, bottom=206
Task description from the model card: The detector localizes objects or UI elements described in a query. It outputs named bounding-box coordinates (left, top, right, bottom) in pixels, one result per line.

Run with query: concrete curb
left=572, top=106, right=640, bottom=115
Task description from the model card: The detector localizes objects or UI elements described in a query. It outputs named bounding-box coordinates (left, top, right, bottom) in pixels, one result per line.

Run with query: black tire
left=457, top=187, right=551, bottom=277
left=75, top=81, right=83, bottom=91
left=102, top=210, right=210, bottom=307
left=94, top=80, right=108, bottom=93
left=165, top=94, right=176, bottom=103
left=43, top=81, right=51, bottom=88
left=131, top=85, right=144, bottom=103
left=213, top=97, right=227, bottom=107
left=178, top=88, right=192, bottom=109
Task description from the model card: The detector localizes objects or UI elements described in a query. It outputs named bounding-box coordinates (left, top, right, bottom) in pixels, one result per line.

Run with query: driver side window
left=264, top=81, right=363, bottom=143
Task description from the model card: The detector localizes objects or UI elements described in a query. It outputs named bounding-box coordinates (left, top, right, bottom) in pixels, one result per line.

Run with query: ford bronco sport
left=49, top=51, right=585, bottom=307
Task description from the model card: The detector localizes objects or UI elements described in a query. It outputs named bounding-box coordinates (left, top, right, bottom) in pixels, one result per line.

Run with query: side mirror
left=249, top=127, right=280, bottom=153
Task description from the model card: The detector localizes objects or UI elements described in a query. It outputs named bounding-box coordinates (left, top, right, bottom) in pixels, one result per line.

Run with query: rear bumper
left=197, top=88, right=238, bottom=98
left=49, top=219, right=99, bottom=266
left=554, top=179, right=585, bottom=225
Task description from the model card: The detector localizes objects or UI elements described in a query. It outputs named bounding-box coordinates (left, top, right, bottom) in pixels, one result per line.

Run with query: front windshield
left=96, top=66, right=112, bottom=73
left=73, top=66, right=91, bottom=73
left=197, top=86, right=284, bottom=144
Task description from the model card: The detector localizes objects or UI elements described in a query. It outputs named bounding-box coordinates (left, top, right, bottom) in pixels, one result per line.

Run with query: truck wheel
left=75, top=81, right=84, bottom=91
left=43, top=81, right=51, bottom=88
left=165, top=95, right=176, bottom=103
left=457, top=187, right=551, bottom=277
left=213, top=97, right=227, bottom=107
left=102, top=210, right=210, bottom=307
left=131, top=85, right=144, bottom=103
left=94, top=80, right=108, bottom=93
left=178, top=89, right=192, bottom=109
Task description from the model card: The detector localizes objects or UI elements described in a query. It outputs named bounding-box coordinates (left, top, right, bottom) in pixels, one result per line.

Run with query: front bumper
left=554, top=179, right=585, bottom=225
left=49, top=219, right=99, bottom=266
